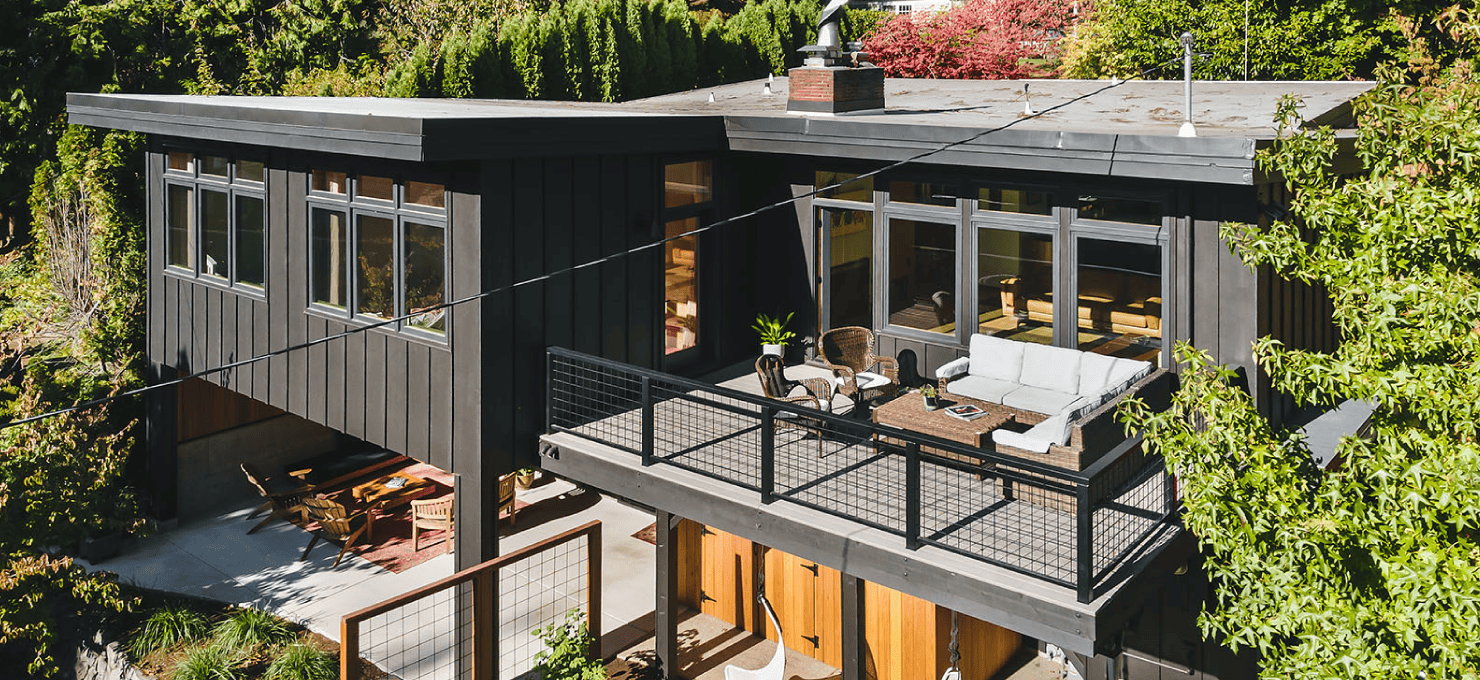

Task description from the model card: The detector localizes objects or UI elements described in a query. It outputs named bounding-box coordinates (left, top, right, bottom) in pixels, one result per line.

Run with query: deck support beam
left=657, top=509, right=681, bottom=679
left=841, top=574, right=866, bottom=680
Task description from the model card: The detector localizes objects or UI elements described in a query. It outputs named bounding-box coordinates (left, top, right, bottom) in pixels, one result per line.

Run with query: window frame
left=161, top=151, right=268, bottom=298
left=305, top=168, right=450, bottom=342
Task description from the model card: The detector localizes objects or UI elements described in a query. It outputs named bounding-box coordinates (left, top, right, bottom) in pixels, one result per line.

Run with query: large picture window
left=979, top=228, right=1054, bottom=345
left=887, top=218, right=956, bottom=334
left=164, top=153, right=266, bottom=290
left=307, top=169, right=448, bottom=337
left=1075, top=238, right=1162, bottom=362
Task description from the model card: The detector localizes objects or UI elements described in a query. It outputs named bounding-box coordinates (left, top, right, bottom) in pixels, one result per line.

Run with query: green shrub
left=210, top=608, right=295, bottom=658
left=264, top=642, right=337, bottom=680
left=126, top=605, right=210, bottom=660
left=532, top=609, right=604, bottom=680
left=172, top=644, right=238, bottom=680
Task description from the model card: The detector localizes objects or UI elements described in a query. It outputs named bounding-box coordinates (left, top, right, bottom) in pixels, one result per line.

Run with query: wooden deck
left=554, top=386, right=1172, bottom=590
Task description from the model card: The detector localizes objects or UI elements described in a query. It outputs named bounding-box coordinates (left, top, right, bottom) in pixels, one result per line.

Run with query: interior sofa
left=1000, top=269, right=1162, bottom=338
left=936, top=334, right=1171, bottom=469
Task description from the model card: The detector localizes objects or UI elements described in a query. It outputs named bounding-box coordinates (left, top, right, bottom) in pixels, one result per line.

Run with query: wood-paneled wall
left=677, top=522, right=1021, bottom=680
left=175, top=377, right=281, bottom=442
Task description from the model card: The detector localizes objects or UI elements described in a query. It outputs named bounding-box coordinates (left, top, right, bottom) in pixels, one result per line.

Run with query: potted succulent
left=921, top=384, right=941, bottom=411
left=752, top=312, right=796, bottom=357
left=515, top=467, right=538, bottom=490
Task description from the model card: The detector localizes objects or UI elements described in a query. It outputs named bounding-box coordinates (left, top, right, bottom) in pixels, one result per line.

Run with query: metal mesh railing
left=349, top=581, right=473, bottom=680
left=498, top=530, right=593, bottom=679
left=545, top=347, right=1180, bottom=603
left=342, top=521, right=601, bottom=680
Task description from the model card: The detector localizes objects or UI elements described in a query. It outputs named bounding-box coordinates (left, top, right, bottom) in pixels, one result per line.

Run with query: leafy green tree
left=1123, top=47, right=1480, bottom=680
left=0, top=552, right=133, bottom=677
left=1061, top=0, right=1428, bottom=80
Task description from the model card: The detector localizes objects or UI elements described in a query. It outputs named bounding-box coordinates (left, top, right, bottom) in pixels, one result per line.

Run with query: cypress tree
left=662, top=0, right=697, bottom=92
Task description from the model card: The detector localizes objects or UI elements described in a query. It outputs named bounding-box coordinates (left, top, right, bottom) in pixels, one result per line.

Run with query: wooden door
left=762, top=549, right=843, bottom=668
left=698, top=525, right=756, bottom=632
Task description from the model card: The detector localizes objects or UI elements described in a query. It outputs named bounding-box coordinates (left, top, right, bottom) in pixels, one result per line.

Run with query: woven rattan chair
left=818, top=326, right=899, bottom=406
left=756, top=355, right=834, bottom=456
left=241, top=463, right=314, bottom=535
left=411, top=495, right=456, bottom=553
left=299, top=497, right=374, bottom=567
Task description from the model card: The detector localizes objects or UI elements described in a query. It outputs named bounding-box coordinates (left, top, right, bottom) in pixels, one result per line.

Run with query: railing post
left=340, top=617, right=360, bottom=680
left=641, top=376, right=654, bottom=466
left=906, top=441, right=921, bottom=550
left=474, top=569, right=496, bottom=680
left=545, top=351, right=555, bottom=432
left=587, top=523, right=602, bottom=662
left=1076, top=479, right=1094, bottom=603
left=761, top=406, right=775, bottom=504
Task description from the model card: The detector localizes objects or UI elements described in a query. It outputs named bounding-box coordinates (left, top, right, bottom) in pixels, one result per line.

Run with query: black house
left=67, top=75, right=1371, bottom=680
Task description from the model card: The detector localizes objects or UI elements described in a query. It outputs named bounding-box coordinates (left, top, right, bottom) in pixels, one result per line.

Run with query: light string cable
left=3, top=59, right=1182, bottom=431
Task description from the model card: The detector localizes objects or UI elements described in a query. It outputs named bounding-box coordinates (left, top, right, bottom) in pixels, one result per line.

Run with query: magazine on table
left=944, top=403, right=985, bottom=421
left=385, top=476, right=408, bottom=489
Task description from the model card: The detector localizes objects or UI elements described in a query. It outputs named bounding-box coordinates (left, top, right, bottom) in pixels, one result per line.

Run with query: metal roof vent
left=1179, top=32, right=1197, bottom=137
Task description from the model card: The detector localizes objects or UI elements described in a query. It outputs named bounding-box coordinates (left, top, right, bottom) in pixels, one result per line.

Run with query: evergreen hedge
left=398, top=0, right=880, bottom=102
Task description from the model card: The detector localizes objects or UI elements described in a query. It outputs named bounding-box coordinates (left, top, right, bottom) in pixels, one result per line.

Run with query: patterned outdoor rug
left=289, top=461, right=526, bottom=573
left=632, top=522, right=657, bottom=546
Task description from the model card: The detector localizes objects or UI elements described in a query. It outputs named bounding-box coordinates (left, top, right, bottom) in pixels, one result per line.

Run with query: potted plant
left=515, top=467, right=538, bottom=489
left=752, top=312, right=796, bottom=357
left=921, top=384, right=941, bottom=411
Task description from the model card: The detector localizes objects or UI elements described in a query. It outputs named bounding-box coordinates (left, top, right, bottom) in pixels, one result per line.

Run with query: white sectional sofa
left=935, top=334, right=1156, bottom=461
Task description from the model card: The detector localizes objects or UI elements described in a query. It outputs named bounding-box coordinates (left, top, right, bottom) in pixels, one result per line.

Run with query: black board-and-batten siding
left=143, top=143, right=675, bottom=558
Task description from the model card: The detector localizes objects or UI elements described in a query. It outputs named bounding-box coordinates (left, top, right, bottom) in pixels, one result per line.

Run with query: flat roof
left=68, top=78, right=1374, bottom=184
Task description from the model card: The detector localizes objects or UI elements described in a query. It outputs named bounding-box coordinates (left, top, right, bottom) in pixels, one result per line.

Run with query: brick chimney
left=787, top=65, right=885, bottom=114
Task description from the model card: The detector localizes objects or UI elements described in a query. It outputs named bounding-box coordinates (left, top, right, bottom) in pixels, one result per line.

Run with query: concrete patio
left=82, top=474, right=660, bottom=648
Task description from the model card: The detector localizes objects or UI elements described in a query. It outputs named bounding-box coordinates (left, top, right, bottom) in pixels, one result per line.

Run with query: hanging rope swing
left=939, top=610, right=962, bottom=680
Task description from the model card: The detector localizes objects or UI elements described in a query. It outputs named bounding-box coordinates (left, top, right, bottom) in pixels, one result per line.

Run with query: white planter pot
left=762, top=344, right=784, bottom=357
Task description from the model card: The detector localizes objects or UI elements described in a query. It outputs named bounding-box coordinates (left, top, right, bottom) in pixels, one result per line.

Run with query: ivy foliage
left=1122, top=30, right=1480, bottom=680
left=532, top=609, right=605, bottom=680
left=1060, top=0, right=1439, bottom=80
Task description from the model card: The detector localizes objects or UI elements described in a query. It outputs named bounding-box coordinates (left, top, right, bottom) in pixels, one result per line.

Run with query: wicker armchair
left=755, top=355, right=833, bottom=456
left=817, top=326, right=899, bottom=405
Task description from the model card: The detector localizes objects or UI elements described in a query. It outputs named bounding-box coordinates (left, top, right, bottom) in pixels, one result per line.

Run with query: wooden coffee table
left=872, top=393, right=1014, bottom=469
left=349, top=472, right=436, bottom=539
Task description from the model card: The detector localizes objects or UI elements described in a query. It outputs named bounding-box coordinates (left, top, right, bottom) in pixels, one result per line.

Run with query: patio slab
left=82, top=473, right=659, bottom=646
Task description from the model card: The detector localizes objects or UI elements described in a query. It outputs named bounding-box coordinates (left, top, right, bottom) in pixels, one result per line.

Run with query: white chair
left=724, top=595, right=786, bottom=680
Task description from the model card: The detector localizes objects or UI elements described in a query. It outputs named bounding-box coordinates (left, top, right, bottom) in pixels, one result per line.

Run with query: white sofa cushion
left=968, top=334, right=1026, bottom=382
left=1077, top=352, right=1120, bottom=396
left=1002, top=385, right=1081, bottom=415
left=936, top=356, right=971, bottom=380
left=943, top=376, right=1019, bottom=404
left=993, top=411, right=1073, bottom=453
left=1018, top=344, right=1083, bottom=394
left=1065, top=395, right=1102, bottom=423
left=1104, top=358, right=1153, bottom=396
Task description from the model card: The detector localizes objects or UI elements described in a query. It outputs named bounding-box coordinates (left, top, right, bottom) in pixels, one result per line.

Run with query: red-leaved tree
left=863, top=0, right=1086, bottom=79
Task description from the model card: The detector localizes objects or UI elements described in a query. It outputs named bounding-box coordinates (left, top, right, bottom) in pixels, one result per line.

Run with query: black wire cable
left=2, top=59, right=1183, bottom=431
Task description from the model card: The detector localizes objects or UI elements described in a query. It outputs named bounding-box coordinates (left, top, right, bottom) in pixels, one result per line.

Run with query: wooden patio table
left=349, top=472, right=437, bottom=539
left=872, top=392, right=1014, bottom=471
